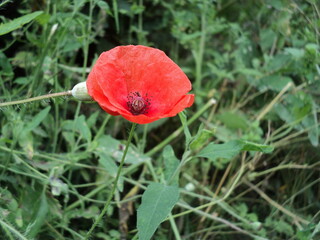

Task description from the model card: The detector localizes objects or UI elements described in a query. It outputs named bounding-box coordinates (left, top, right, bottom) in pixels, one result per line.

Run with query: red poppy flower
left=86, top=45, right=194, bottom=124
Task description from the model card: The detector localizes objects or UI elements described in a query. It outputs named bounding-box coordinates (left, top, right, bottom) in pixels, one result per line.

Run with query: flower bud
left=71, top=82, right=92, bottom=101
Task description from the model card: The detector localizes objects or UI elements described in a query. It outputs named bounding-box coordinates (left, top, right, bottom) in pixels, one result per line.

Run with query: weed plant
left=0, top=0, right=319, bottom=239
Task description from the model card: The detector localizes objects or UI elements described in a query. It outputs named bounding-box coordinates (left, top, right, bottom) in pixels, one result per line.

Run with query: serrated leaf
left=137, top=183, right=179, bottom=240
left=0, top=11, right=43, bottom=36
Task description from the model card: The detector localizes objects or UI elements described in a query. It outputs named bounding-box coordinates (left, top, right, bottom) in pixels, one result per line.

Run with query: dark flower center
left=127, top=92, right=150, bottom=115
left=131, top=98, right=145, bottom=112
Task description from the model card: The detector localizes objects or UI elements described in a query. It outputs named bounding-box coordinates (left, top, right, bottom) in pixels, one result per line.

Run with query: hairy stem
left=0, top=91, right=72, bottom=108
left=84, top=123, right=137, bottom=239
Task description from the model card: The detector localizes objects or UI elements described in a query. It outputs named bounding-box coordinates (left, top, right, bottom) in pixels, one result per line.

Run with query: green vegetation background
left=0, top=0, right=319, bottom=239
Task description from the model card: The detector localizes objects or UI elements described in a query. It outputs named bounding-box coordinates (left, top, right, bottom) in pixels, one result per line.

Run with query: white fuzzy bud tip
left=71, top=82, right=92, bottom=101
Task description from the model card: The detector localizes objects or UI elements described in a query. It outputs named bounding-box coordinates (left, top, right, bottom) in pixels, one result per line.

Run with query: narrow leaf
left=137, top=183, right=179, bottom=240
left=239, top=140, right=274, bottom=153
left=25, top=106, right=51, bottom=132
left=0, top=11, right=43, bottom=36
left=25, top=192, right=48, bottom=238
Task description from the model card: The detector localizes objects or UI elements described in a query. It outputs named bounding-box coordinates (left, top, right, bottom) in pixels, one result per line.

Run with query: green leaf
left=0, top=52, right=13, bottom=76
left=265, top=54, right=292, bottom=73
left=97, top=135, right=150, bottom=164
left=198, top=140, right=244, bottom=163
left=75, top=115, right=92, bottom=142
left=86, top=111, right=100, bottom=128
left=25, top=106, right=51, bottom=132
left=236, top=68, right=263, bottom=77
left=25, top=192, right=48, bottom=238
left=275, top=92, right=313, bottom=126
left=265, top=217, right=294, bottom=236
left=178, top=112, right=192, bottom=147
left=285, top=48, right=305, bottom=59
left=303, top=107, right=319, bottom=147
left=35, top=13, right=50, bottom=25
left=162, top=145, right=180, bottom=185
left=137, top=183, right=179, bottom=240
left=62, top=132, right=75, bottom=146
left=17, top=132, right=34, bottom=159
left=190, top=124, right=214, bottom=151
left=267, top=0, right=285, bottom=10
left=198, top=140, right=274, bottom=166
left=259, top=75, right=292, bottom=92
left=217, top=111, right=249, bottom=130
left=0, top=11, right=43, bottom=36
left=260, top=28, right=276, bottom=51
left=49, top=178, right=68, bottom=196
left=97, top=152, right=118, bottom=177
left=239, top=140, right=274, bottom=153
left=97, top=0, right=112, bottom=15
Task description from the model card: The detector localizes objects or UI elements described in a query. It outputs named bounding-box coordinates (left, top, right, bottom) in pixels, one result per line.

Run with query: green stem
left=113, top=0, right=120, bottom=33
left=249, top=163, right=314, bottom=179
left=84, top=123, right=137, bottom=239
left=168, top=154, right=191, bottom=185
left=145, top=98, right=216, bottom=157
left=0, top=91, right=72, bottom=108
left=168, top=213, right=182, bottom=240
left=66, top=183, right=107, bottom=211
left=0, top=219, right=29, bottom=240
left=0, top=0, right=11, bottom=7
left=194, top=1, right=207, bottom=92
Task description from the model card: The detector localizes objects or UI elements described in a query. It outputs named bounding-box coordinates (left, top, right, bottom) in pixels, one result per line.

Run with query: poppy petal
left=95, top=46, right=191, bottom=115
left=121, top=113, right=161, bottom=124
left=86, top=45, right=195, bottom=124
left=86, top=68, right=119, bottom=115
left=163, top=94, right=195, bottom=118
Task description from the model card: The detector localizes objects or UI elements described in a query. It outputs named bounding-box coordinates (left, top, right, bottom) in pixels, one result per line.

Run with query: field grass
left=0, top=0, right=319, bottom=239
